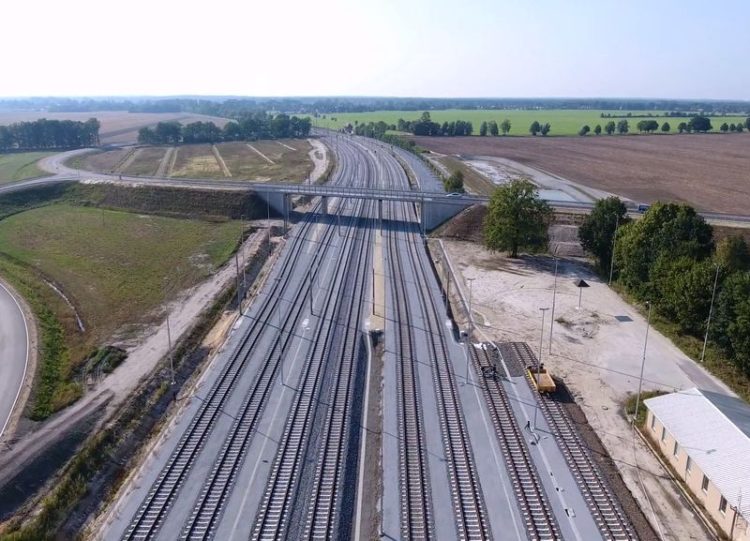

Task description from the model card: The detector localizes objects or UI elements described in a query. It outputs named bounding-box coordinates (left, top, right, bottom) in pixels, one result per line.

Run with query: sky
left=2, top=0, right=748, bottom=99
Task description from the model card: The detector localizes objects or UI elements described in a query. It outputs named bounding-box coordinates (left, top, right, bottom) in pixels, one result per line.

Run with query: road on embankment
left=0, top=279, right=30, bottom=441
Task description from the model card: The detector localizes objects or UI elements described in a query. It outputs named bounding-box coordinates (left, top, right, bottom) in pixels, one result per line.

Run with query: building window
left=673, top=441, right=679, bottom=457
left=702, top=475, right=709, bottom=493
left=686, top=456, right=692, bottom=476
left=650, top=414, right=656, bottom=430
left=719, top=496, right=727, bottom=515
left=661, top=426, right=666, bottom=443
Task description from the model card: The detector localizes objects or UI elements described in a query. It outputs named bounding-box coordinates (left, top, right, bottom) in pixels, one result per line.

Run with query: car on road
left=446, top=192, right=463, bottom=197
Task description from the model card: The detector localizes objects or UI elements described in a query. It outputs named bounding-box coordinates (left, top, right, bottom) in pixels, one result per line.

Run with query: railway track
left=387, top=206, right=434, bottom=539
left=303, top=211, right=374, bottom=539
left=122, top=201, right=339, bottom=541
left=389, top=199, right=491, bottom=540
left=251, top=156, right=376, bottom=539
left=468, top=345, right=561, bottom=540
left=504, top=342, right=636, bottom=540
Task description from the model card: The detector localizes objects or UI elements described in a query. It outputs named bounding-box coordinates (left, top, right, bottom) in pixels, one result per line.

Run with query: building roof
left=645, top=388, right=750, bottom=521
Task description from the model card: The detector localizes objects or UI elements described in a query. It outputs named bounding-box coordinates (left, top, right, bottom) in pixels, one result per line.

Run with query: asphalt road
left=0, top=280, right=29, bottom=441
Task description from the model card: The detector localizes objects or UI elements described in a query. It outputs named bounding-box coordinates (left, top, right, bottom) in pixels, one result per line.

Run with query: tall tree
left=479, top=121, right=488, bottom=136
left=652, top=256, right=715, bottom=334
left=688, top=115, right=712, bottom=133
left=720, top=122, right=729, bottom=132
left=714, top=271, right=750, bottom=374
left=614, top=202, right=714, bottom=299
left=715, top=236, right=750, bottom=273
left=605, top=121, right=616, bottom=135
left=617, top=119, right=630, bottom=134
left=677, top=122, right=688, bottom=133
left=529, top=121, right=541, bottom=136
left=578, top=125, right=590, bottom=136
left=594, top=124, right=602, bottom=135
left=500, top=118, right=511, bottom=135
left=540, top=122, right=551, bottom=136
left=444, top=170, right=465, bottom=192
left=484, top=179, right=551, bottom=258
left=578, top=196, right=630, bottom=272
left=661, top=122, right=670, bottom=133
left=488, top=120, right=499, bottom=136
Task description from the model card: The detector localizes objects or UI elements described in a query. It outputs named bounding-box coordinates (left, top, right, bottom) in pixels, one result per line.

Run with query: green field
left=315, top=109, right=748, bottom=137
left=0, top=152, right=55, bottom=183
left=0, top=204, right=242, bottom=416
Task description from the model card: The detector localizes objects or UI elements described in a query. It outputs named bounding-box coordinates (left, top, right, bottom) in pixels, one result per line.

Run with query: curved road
left=0, top=279, right=30, bottom=441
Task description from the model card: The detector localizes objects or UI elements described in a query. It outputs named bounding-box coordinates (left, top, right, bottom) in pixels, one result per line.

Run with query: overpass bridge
left=2, top=174, right=748, bottom=230
left=251, top=183, right=490, bottom=230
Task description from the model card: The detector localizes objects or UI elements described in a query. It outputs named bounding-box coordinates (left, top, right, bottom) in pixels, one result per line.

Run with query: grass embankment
left=316, top=109, right=749, bottom=137
left=0, top=153, right=55, bottom=184
left=0, top=238, right=273, bottom=541
left=0, top=203, right=242, bottom=419
left=433, top=155, right=495, bottom=195
left=613, top=285, right=750, bottom=405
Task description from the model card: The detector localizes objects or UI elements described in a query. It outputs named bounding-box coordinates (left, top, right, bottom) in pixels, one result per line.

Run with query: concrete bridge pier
left=283, top=193, right=290, bottom=234
left=378, top=199, right=383, bottom=231
left=321, top=196, right=328, bottom=216
left=421, top=199, right=473, bottom=231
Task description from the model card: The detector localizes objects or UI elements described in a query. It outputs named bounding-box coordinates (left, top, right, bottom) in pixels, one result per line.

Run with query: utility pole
left=467, top=277, right=475, bottom=334
left=234, top=250, right=242, bottom=313
left=633, top=301, right=653, bottom=425
left=166, top=311, right=174, bottom=384
left=700, top=264, right=721, bottom=363
left=534, top=307, right=550, bottom=430
left=609, top=213, right=620, bottom=286
left=549, top=257, right=558, bottom=354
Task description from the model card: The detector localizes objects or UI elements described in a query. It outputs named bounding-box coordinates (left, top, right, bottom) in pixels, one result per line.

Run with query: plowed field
left=415, top=134, right=750, bottom=214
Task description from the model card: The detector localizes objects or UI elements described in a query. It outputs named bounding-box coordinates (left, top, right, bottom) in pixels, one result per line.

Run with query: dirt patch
left=308, top=138, right=329, bottom=183
left=415, top=134, right=750, bottom=214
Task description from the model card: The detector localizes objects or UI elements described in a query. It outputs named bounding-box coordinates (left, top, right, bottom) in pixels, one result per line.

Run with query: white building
left=645, top=388, right=750, bottom=540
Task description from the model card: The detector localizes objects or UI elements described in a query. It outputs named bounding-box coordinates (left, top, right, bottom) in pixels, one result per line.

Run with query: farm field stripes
left=211, top=145, right=232, bottom=177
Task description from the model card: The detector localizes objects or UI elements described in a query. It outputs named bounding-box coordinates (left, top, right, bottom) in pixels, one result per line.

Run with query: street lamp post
left=700, top=264, right=721, bottom=363
left=633, top=301, right=653, bottom=425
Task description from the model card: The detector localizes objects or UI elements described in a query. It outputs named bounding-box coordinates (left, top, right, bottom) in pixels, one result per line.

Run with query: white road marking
left=0, top=281, right=30, bottom=440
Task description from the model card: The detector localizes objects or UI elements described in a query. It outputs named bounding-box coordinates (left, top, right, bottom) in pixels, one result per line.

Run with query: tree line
left=580, top=197, right=750, bottom=377
left=0, top=118, right=100, bottom=151
left=5, top=96, right=748, bottom=116
left=576, top=115, right=749, bottom=136
left=137, top=113, right=312, bottom=145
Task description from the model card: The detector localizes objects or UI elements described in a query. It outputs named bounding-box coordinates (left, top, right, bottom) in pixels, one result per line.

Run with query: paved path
left=0, top=280, right=30, bottom=440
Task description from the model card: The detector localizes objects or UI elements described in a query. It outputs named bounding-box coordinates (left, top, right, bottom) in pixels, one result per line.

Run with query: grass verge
left=0, top=199, right=245, bottom=419
left=0, top=153, right=55, bottom=184
left=0, top=238, right=273, bottom=540
left=0, top=256, right=79, bottom=418
left=623, top=390, right=666, bottom=427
